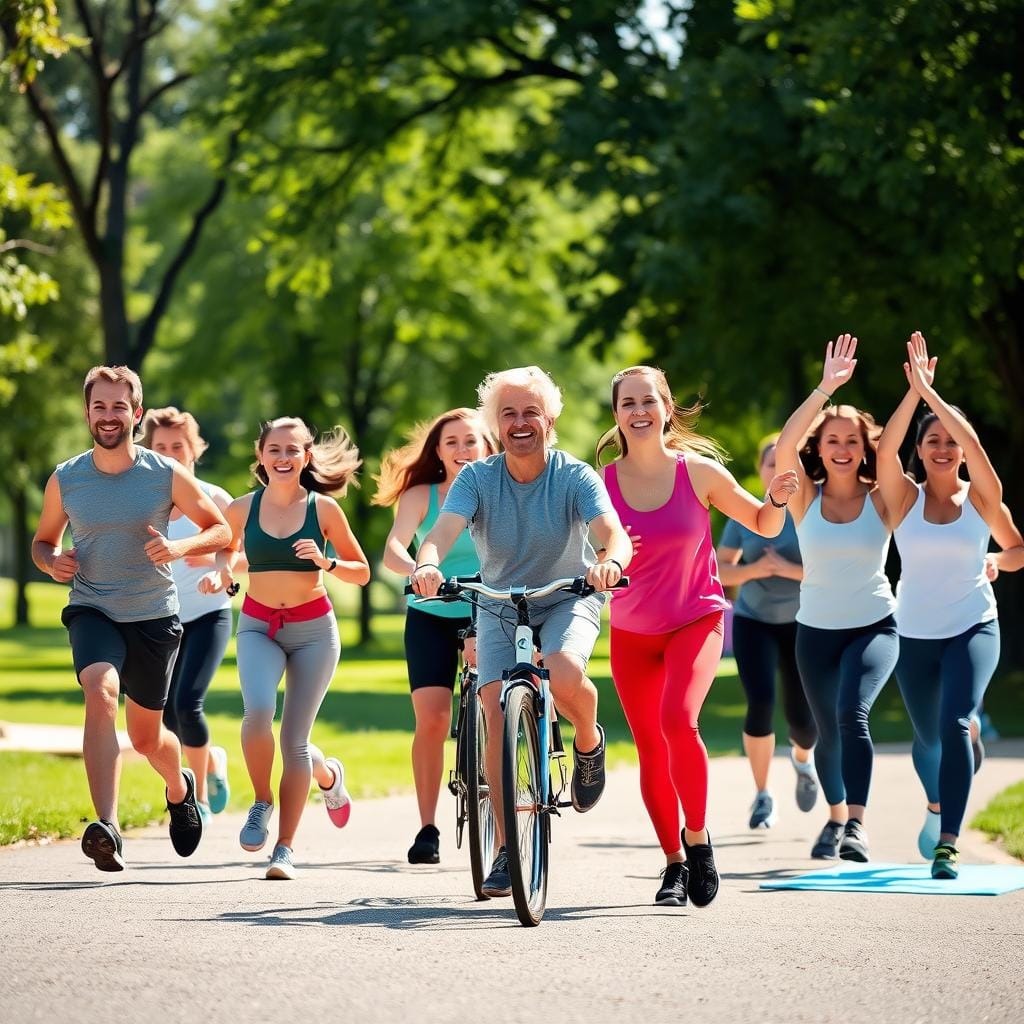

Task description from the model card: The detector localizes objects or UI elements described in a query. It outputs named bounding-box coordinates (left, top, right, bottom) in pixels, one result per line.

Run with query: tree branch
left=0, top=238, right=57, bottom=255
left=139, top=71, right=193, bottom=114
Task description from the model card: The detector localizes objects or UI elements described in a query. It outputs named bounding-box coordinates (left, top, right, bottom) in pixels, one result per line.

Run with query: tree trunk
left=12, top=479, right=30, bottom=627
left=352, top=492, right=374, bottom=646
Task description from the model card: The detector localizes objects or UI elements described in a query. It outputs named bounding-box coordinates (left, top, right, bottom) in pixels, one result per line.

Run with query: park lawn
left=971, top=781, right=1024, bottom=860
left=3, top=578, right=1023, bottom=846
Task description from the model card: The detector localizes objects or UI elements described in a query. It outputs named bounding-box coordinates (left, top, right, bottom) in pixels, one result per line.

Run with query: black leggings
left=162, top=608, right=232, bottom=747
left=732, top=615, right=817, bottom=750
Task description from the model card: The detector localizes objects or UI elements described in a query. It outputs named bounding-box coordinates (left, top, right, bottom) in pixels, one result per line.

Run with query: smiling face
left=436, top=418, right=488, bottom=481
left=258, top=424, right=310, bottom=485
left=613, top=372, right=669, bottom=443
left=150, top=425, right=195, bottom=472
left=86, top=379, right=141, bottom=451
left=917, top=421, right=964, bottom=479
left=817, top=416, right=865, bottom=478
left=497, top=384, right=552, bottom=457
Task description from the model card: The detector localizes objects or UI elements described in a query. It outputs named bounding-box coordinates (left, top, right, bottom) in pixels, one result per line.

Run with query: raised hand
left=819, top=334, right=859, bottom=395
left=50, top=546, right=79, bottom=583
left=904, top=331, right=938, bottom=395
left=292, top=538, right=327, bottom=568
left=144, top=525, right=180, bottom=565
left=767, top=469, right=800, bottom=508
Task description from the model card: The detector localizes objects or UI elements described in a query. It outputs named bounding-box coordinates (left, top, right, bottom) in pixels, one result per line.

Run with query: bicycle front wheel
left=465, top=681, right=496, bottom=901
left=501, top=682, right=548, bottom=926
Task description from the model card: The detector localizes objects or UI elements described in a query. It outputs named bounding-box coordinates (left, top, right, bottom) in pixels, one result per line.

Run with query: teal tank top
left=245, top=488, right=323, bottom=573
left=408, top=484, right=479, bottom=619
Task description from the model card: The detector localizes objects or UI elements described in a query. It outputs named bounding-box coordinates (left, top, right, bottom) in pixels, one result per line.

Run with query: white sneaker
left=320, top=756, right=352, bottom=828
left=266, top=843, right=296, bottom=880
left=918, top=808, right=941, bottom=860
left=239, top=800, right=274, bottom=852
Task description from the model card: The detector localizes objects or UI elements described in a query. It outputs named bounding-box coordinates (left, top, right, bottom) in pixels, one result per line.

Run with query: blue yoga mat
left=760, top=862, right=1024, bottom=896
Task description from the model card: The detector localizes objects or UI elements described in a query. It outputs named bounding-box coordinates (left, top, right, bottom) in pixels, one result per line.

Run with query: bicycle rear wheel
left=501, top=681, right=548, bottom=926
left=465, top=678, right=496, bottom=900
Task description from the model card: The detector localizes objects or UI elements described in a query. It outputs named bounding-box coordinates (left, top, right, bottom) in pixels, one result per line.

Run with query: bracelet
left=768, top=493, right=788, bottom=509
left=414, top=563, right=439, bottom=572
left=604, top=558, right=624, bottom=573
left=226, top=581, right=240, bottom=597
left=813, top=386, right=833, bottom=404
left=325, top=559, right=337, bottom=573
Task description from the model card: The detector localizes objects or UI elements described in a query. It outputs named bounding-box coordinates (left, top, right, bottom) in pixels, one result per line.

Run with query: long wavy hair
left=372, top=408, right=496, bottom=508
left=253, top=417, right=360, bottom=496
left=909, top=408, right=970, bottom=482
left=799, top=405, right=881, bottom=484
left=595, top=365, right=728, bottom=465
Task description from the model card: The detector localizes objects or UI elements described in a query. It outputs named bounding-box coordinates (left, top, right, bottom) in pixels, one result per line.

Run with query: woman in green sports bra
left=204, top=417, right=370, bottom=879
left=374, top=408, right=496, bottom=865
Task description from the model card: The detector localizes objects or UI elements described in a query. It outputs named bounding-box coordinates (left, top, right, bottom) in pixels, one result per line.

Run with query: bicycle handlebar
left=404, top=574, right=629, bottom=603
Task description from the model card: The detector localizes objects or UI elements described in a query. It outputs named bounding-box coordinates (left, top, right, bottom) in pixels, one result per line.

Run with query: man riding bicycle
left=410, top=366, right=632, bottom=896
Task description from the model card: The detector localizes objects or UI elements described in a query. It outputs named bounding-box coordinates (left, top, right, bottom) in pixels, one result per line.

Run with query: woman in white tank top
left=876, top=332, right=1024, bottom=880
left=776, top=335, right=901, bottom=863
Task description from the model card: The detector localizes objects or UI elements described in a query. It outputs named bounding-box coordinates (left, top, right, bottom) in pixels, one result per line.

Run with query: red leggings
left=610, top=613, right=723, bottom=854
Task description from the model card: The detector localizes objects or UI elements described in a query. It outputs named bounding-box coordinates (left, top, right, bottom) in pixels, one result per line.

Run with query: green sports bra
left=244, top=488, right=323, bottom=573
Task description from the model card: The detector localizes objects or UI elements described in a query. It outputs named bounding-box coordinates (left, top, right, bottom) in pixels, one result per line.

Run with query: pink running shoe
left=320, top=756, right=352, bottom=828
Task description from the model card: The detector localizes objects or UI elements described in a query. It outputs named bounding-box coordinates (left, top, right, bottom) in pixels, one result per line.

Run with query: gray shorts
left=476, top=594, right=603, bottom=684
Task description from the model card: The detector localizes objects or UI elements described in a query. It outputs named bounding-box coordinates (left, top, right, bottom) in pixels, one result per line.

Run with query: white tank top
left=895, top=484, right=997, bottom=639
left=166, top=479, right=232, bottom=624
left=795, top=488, right=896, bottom=629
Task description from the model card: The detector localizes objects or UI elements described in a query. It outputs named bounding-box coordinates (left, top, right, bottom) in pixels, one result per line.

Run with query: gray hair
left=477, top=366, right=563, bottom=446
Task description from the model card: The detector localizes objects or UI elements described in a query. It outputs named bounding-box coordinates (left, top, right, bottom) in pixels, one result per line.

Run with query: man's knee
left=544, top=651, right=587, bottom=690
left=80, top=664, right=120, bottom=712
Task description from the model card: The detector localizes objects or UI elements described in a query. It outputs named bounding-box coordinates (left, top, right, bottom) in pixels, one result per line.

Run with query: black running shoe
left=481, top=846, right=512, bottom=897
left=407, top=824, right=441, bottom=865
left=682, top=831, right=720, bottom=908
left=810, top=820, right=844, bottom=859
left=571, top=723, right=607, bottom=813
left=81, top=819, right=125, bottom=872
left=654, top=861, right=688, bottom=907
left=839, top=819, right=870, bottom=862
left=167, top=767, right=203, bottom=857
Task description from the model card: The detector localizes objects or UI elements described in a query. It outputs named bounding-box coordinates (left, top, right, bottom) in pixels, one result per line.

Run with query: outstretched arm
left=694, top=459, right=798, bottom=537
left=776, top=334, right=860, bottom=519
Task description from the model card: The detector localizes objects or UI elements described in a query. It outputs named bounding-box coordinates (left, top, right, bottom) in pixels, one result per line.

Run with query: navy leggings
left=732, top=616, right=817, bottom=750
left=795, top=615, right=899, bottom=808
left=162, top=608, right=232, bottom=747
left=895, top=620, right=1000, bottom=837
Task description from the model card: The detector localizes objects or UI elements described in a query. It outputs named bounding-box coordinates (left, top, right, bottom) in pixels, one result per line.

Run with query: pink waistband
left=242, top=594, right=333, bottom=639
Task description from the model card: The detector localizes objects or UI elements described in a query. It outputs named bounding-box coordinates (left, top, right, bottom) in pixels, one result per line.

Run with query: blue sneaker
left=207, top=746, right=230, bottom=814
left=240, top=800, right=274, bottom=852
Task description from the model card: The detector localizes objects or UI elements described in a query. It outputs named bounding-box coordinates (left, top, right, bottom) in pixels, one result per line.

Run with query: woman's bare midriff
left=245, top=570, right=328, bottom=609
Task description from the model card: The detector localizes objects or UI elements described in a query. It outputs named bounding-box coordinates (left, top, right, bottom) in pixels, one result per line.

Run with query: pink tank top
left=605, top=455, right=727, bottom=634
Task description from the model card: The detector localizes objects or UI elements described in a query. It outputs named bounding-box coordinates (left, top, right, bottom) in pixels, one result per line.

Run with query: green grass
left=3, top=577, right=1023, bottom=846
left=971, top=781, right=1024, bottom=860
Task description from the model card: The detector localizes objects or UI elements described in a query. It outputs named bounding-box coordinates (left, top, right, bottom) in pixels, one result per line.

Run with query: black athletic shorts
left=403, top=605, right=471, bottom=692
left=61, top=604, right=183, bottom=711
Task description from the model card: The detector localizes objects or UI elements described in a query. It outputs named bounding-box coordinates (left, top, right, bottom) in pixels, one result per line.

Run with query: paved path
left=2, top=745, right=1022, bottom=1024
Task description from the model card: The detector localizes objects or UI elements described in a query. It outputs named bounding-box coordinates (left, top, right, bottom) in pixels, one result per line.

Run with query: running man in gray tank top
left=31, top=366, right=231, bottom=872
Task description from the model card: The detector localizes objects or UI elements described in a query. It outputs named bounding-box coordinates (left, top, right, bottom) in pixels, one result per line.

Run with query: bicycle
left=408, top=573, right=627, bottom=926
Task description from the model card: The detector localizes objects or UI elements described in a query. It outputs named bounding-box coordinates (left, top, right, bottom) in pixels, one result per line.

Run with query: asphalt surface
left=2, top=743, right=1022, bottom=1024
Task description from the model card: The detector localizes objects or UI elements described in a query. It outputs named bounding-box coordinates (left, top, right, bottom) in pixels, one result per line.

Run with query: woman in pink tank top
left=597, top=366, right=799, bottom=908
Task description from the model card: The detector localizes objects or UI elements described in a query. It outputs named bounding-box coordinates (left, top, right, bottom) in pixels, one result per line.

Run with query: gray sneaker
left=791, top=750, right=820, bottom=813
left=266, top=843, right=296, bottom=880
left=240, top=800, right=274, bottom=852
left=481, top=847, right=512, bottom=897
left=839, top=819, right=870, bottom=862
left=748, top=791, right=777, bottom=829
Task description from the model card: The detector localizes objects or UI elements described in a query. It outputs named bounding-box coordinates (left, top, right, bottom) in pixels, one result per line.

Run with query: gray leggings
left=236, top=611, right=340, bottom=772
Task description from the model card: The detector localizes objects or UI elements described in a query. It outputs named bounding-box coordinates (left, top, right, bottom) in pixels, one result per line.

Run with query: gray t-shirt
left=442, top=449, right=614, bottom=607
left=56, top=447, right=178, bottom=622
left=719, top=512, right=802, bottom=624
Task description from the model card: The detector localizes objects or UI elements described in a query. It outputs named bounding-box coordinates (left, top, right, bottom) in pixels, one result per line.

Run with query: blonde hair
left=83, top=365, right=143, bottom=411
left=372, top=408, right=496, bottom=508
left=596, top=365, right=728, bottom=464
left=140, top=407, right=209, bottom=463
left=254, top=417, right=361, bottom=496
left=477, top=366, right=563, bottom=446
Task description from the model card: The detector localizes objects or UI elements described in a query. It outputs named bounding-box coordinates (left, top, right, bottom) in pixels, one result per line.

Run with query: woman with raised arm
left=142, top=407, right=235, bottom=823
left=374, top=408, right=495, bottom=866
left=775, top=335, right=899, bottom=863
left=716, top=435, right=819, bottom=831
left=598, top=366, right=798, bottom=908
left=204, top=417, right=370, bottom=879
left=877, top=332, right=1024, bottom=879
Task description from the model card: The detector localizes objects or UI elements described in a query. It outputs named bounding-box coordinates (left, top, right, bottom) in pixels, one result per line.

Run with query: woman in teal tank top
left=374, top=408, right=496, bottom=865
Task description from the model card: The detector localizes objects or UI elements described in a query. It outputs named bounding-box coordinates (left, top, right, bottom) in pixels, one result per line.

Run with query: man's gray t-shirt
left=442, top=450, right=614, bottom=607
left=719, top=512, right=802, bottom=624
left=56, top=447, right=178, bottom=622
